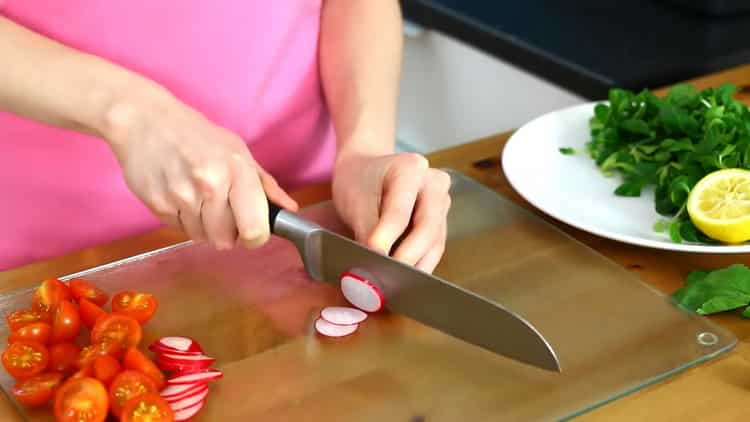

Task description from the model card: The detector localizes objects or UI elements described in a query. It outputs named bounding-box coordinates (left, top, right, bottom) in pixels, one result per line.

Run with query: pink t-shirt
left=0, top=1, right=336, bottom=270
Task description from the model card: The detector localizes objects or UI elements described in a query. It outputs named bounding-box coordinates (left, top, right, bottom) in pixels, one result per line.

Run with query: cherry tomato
left=122, top=347, right=165, bottom=389
left=7, top=309, right=51, bottom=332
left=12, top=371, right=64, bottom=407
left=32, top=279, right=71, bottom=315
left=51, top=301, right=81, bottom=344
left=79, top=298, right=107, bottom=329
left=91, top=314, right=142, bottom=349
left=92, top=354, right=121, bottom=387
left=108, top=370, right=158, bottom=418
left=53, top=377, right=109, bottom=422
left=112, top=292, right=158, bottom=324
left=8, top=322, right=52, bottom=345
left=121, top=392, right=174, bottom=422
left=77, top=339, right=122, bottom=369
left=1, top=341, right=49, bottom=379
left=69, top=366, right=92, bottom=381
left=69, top=278, right=108, bottom=306
left=48, top=342, right=81, bottom=374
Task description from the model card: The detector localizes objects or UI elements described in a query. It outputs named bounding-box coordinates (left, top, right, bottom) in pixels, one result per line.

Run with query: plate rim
left=501, top=101, right=750, bottom=254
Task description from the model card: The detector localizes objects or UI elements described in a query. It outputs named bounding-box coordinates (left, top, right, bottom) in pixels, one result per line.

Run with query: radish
left=150, top=337, right=204, bottom=354
left=167, top=369, right=223, bottom=385
left=169, top=387, right=208, bottom=411
left=163, top=383, right=208, bottom=404
left=173, top=399, right=205, bottom=421
left=157, top=358, right=214, bottom=374
left=314, top=317, right=358, bottom=337
left=320, top=306, right=367, bottom=326
left=340, top=272, right=384, bottom=312
left=161, top=382, right=207, bottom=400
left=159, top=353, right=215, bottom=363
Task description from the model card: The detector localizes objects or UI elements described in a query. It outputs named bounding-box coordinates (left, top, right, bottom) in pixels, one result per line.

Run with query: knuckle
left=170, top=184, right=197, bottom=207
left=400, top=153, right=429, bottom=171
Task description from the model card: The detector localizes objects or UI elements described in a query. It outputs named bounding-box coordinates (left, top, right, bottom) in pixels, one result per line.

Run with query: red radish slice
left=151, top=347, right=204, bottom=357
left=320, top=306, right=367, bottom=326
left=157, top=354, right=214, bottom=373
left=340, top=272, right=384, bottom=312
left=157, top=359, right=213, bottom=374
left=167, top=369, right=223, bottom=385
left=169, top=387, right=208, bottom=411
left=160, top=353, right=215, bottom=363
left=161, top=382, right=206, bottom=400
left=174, top=399, right=204, bottom=421
left=314, top=318, right=358, bottom=337
left=164, top=384, right=208, bottom=404
left=150, top=336, right=204, bottom=354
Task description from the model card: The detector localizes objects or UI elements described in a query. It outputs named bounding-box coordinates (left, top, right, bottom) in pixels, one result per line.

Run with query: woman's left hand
left=332, top=152, right=452, bottom=273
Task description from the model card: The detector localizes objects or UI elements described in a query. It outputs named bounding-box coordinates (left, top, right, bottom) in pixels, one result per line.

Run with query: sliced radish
left=150, top=337, right=204, bottom=354
left=320, top=306, right=367, bottom=325
left=157, top=355, right=214, bottom=373
left=160, top=353, right=215, bottom=363
left=151, top=347, right=204, bottom=357
left=169, top=387, right=208, bottom=411
left=161, top=382, right=206, bottom=400
left=173, top=399, right=205, bottom=421
left=314, top=318, right=358, bottom=337
left=164, top=384, right=208, bottom=404
left=340, top=272, right=384, bottom=312
left=167, top=369, right=223, bottom=385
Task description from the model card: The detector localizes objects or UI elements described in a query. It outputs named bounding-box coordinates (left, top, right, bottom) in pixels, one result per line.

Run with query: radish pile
left=314, top=272, right=385, bottom=338
left=150, top=337, right=223, bottom=420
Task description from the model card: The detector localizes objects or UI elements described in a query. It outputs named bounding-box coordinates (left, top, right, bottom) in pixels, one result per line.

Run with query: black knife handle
left=268, top=200, right=282, bottom=233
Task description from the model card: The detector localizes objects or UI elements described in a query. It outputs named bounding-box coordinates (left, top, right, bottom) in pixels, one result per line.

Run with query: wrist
left=335, top=128, right=395, bottom=168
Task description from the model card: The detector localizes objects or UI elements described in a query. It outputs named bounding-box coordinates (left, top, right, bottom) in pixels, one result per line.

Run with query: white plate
left=502, top=102, right=750, bottom=253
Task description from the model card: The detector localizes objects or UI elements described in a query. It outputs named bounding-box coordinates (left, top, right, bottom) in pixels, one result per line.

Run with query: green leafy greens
left=577, top=83, right=750, bottom=243
left=673, top=264, right=750, bottom=316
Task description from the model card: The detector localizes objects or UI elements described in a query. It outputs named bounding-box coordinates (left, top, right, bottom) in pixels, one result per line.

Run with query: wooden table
left=4, top=65, right=750, bottom=420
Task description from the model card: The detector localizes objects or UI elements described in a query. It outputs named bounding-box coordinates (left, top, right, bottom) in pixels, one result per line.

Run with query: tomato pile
left=0, top=278, right=218, bottom=422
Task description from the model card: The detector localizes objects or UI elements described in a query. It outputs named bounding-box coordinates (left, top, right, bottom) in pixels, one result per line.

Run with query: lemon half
left=687, top=168, right=750, bottom=244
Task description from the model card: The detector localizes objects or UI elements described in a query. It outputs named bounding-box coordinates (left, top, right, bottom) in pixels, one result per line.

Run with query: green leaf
left=614, top=182, right=642, bottom=197
left=559, top=147, right=576, bottom=155
left=620, top=119, right=651, bottom=135
left=686, top=270, right=709, bottom=285
left=742, top=306, right=750, bottom=318
left=667, top=84, right=700, bottom=107
left=697, top=293, right=750, bottom=314
left=653, top=219, right=670, bottom=233
left=669, top=220, right=683, bottom=243
left=673, top=264, right=750, bottom=313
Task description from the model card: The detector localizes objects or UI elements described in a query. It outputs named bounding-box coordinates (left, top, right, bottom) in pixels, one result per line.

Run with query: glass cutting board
left=0, top=170, right=736, bottom=421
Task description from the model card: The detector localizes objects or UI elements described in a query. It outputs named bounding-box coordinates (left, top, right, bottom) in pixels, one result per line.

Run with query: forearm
left=0, top=17, right=169, bottom=140
left=320, top=0, right=403, bottom=161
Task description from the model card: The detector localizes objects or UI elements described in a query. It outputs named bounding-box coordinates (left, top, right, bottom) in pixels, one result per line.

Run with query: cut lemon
left=687, top=168, right=750, bottom=244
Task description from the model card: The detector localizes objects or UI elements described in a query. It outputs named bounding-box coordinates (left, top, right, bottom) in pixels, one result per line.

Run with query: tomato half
left=2, top=341, right=49, bottom=379
left=77, top=339, right=122, bottom=369
left=91, top=314, right=142, bottom=349
left=92, top=354, right=121, bottom=387
left=53, top=377, right=109, bottom=422
left=8, top=322, right=52, bottom=345
left=122, top=347, right=165, bottom=389
left=32, top=279, right=71, bottom=315
left=112, top=292, right=158, bottom=324
left=108, top=370, right=158, bottom=418
left=121, top=392, right=174, bottom=422
left=49, top=342, right=81, bottom=374
left=12, top=371, right=64, bottom=407
left=69, top=279, right=108, bottom=307
left=51, top=301, right=81, bottom=344
left=7, top=309, right=51, bottom=332
left=79, top=298, right=107, bottom=329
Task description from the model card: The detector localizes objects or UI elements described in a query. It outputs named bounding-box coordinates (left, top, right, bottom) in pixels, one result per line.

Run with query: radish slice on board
left=173, top=399, right=204, bottom=421
left=157, top=358, right=213, bottom=374
left=340, top=272, right=384, bottom=312
left=167, top=369, right=223, bottom=385
left=169, top=387, right=209, bottom=411
left=150, top=337, right=204, bottom=354
left=320, top=306, right=367, bottom=326
left=314, top=318, right=358, bottom=337
left=161, top=382, right=207, bottom=400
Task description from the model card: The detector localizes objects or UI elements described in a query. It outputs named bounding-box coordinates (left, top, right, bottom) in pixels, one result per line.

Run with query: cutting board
left=0, top=170, right=735, bottom=421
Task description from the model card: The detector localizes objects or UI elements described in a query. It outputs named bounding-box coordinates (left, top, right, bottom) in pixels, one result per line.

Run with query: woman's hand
left=103, top=92, right=298, bottom=250
left=332, top=152, right=452, bottom=273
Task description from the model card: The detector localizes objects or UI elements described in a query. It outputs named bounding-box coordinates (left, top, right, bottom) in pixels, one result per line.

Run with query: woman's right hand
left=102, top=90, right=298, bottom=250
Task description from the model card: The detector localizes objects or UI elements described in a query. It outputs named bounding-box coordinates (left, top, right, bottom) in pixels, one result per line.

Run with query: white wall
left=396, top=26, right=586, bottom=153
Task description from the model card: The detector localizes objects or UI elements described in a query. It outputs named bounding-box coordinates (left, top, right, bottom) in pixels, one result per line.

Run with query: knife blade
left=268, top=201, right=561, bottom=372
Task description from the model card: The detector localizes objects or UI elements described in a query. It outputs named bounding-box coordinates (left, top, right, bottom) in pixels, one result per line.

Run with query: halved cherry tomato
left=7, top=309, right=51, bottom=332
left=122, top=347, right=165, bottom=389
left=49, top=342, right=81, bottom=374
left=92, top=354, right=121, bottom=387
left=8, top=322, right=52, bottom=345
left=108, top=370, right=158, bottom=418
left=91, top=314, right=142, bottom=349
left=77, top=339, right=122, bottom=369
left=121, top=392, right=174, bottom=422
left=112, top=292, right=158, bottom=324
left=32, top=279, right=71, bottom=315
left=69, top=278, right=108, bottom=307
left=79, top=298, right=107, bottom=329
left=2, top=341, right=49, bottom=379
left=12, top=371, right=64, bottom=407
left=51, top=301, right=81, bottom=344
left=53, top=377, right=109, bottom=422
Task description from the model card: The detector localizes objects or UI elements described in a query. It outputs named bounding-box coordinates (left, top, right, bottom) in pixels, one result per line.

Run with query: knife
left=268, top=201, right=561, bottom=372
